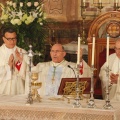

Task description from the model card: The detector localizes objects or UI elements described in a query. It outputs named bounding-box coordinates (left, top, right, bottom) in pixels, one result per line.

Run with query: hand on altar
left=110, top=73, right=119, bottom=84
left=15, top=48, right=23, bottom=62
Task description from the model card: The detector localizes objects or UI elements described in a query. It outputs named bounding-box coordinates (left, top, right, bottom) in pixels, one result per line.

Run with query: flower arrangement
left=0, top=0, right=47, bottom=64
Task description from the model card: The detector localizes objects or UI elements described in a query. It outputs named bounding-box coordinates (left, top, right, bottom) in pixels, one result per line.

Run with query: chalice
left=31, top=72, right=42, bottom=102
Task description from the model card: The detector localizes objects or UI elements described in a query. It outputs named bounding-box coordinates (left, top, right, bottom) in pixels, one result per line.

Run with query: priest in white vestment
left=26, top=44, right=91, bottom=97
left=0, top=27, right=29, bottom=95
left=99, top=39, right=120, bottom=101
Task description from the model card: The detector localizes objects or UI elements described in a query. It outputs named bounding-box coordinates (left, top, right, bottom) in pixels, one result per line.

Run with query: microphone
left=67, top=65, right=76, bottom=78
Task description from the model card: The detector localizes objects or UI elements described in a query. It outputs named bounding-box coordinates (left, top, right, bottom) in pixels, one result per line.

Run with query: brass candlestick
left=97, top=3, right=104, bottom=12
left=114, top=3, right=120, bottom=11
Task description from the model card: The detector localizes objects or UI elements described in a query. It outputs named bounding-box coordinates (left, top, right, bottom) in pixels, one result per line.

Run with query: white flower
left=12, top=3, right=16, bottom=8
left=1, top=14, right=8, bottom=21
left=11, top=18, right=22, bottom=25
left=9, top=1, right=13, bottom=6
left=0, top=1, right=46, bottom=27
left=22, top=14, right=27, bottom=22
left=6, top=1, right=10, bottom=5
left=25, top=15, right=34, bottom=25
left=27, top=2, right=32, bottom=7
left=34, top=2, right=39, bottom=7
left=32, top=11, right=38, bottom=18
left=20, top=2, right=23, bottom=7
left=39, top=22, right=43, bottom=25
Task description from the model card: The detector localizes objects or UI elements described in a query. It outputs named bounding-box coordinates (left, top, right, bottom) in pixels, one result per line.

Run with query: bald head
left=50, top=44, right=66, bottom=63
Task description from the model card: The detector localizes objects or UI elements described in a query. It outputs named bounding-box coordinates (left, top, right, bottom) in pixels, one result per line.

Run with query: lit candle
left=106, top=34, right=109, bottom=67
left=77, top=34, right=81, bottom=64
left=91, top=35, right=95, bottom=66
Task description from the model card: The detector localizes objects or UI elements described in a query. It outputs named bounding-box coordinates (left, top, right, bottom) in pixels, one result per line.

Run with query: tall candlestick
left=106, top=34, right=109, bottom=67
left=77, top=34, right=81, bottom=64
left=91, top=35, right=95, bottom=66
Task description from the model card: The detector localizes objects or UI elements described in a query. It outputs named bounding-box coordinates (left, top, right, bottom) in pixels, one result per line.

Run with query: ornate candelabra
left=81, top=15, right=87, bottom=44
left=103, top=66, right=113, bottom=109
left=114, top=3, right=120, bottom=11
left=26, top=45, right=41, bottom=105
left=81, top=2, right=87, bottom=12
left=96, top=2, right=104, bottom=12
left=73, top=64, right=81, bottom=108
left=87, top=65, right=96, bottom=108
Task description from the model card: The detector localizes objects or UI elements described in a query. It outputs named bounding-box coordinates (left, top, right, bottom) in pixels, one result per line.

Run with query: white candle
left=77, top=35, right=81, bottom=64
left=83, top=0, right=85, bottom=2
left=91, top=36, right=95, bottom=66
left=99, top=0, right=102, bottom=3
left=116, top=0, right=118, bottom=3
left=106, top=34, right=109, bottom=67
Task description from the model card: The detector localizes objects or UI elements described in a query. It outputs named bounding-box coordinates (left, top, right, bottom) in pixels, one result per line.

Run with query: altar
left=0, top=95, right=119, bottom=120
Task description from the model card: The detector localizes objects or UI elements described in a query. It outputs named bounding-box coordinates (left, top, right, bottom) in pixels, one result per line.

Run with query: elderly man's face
left=50, top=44, right=66, bottom=63
left=115, top=40, right=120, bottom=59
left=3, top=32, right=17, bottom=49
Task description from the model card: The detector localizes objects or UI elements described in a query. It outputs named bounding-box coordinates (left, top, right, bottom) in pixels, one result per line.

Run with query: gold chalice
left=31, top=72, right=42, bottom=102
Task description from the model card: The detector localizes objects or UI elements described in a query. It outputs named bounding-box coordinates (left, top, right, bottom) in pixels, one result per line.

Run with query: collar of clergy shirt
left=52, top=60, right=65, bottom=66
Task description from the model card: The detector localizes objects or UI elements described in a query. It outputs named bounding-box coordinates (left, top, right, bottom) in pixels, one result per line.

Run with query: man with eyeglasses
left=30, top=43, right=91, bottom=97
left=0, top=27, right=28, bottom=95
left=99, top=39, right=120, bottom=101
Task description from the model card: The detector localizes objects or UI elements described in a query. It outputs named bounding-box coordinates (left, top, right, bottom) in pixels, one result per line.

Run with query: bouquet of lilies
left=0, top=0, right=47, bottom=64
left=0, top=0, right=46, bottom=26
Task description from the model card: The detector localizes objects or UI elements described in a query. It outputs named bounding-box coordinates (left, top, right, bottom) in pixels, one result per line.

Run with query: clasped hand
left=110, top=73, right=119, bottom=84
left=8, top=49, right=23, bottom=69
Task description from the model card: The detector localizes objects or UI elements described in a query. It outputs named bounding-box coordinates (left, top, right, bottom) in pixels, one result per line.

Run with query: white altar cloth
left=0, top=95, right=119, bottom=120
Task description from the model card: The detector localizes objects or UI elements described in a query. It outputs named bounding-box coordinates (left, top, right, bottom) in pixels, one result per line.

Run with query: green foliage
left=0, top=0, right=48, bottom=64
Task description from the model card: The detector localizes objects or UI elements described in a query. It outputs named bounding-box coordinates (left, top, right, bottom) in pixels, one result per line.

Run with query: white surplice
left=99, top=53, right=120, bottom=101
left=0, top=44, right=29, bottom=95
left=25, top=60, right=91, bottom=96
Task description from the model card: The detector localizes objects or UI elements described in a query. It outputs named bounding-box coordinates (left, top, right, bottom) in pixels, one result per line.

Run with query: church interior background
left=0, top=0, right=120, bottom=98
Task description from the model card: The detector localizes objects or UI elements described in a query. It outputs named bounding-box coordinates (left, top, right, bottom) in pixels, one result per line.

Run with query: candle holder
left=26, top=45, right=41, bottom=105
left=73, top=64, right=81, bottom=108
left=87, top=65, right=96, bottom=108
left=103, top=66, right=113, bottom=109
left=96, top=2, right=104, bottom=12
left=114, top=3, right=120, bottom=11
left=81, top=15, right=87, bottom=44
left=81, top=2, right=87, bottom=12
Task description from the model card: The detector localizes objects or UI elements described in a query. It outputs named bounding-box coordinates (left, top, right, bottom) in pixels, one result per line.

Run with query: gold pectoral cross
left=52, top=66, right=56, bottom=84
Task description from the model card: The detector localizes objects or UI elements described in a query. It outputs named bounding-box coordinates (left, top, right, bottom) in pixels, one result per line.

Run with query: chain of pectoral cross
left=51, top=60, right=65, bottom=84
left=52, top=66, right=56, bottom=84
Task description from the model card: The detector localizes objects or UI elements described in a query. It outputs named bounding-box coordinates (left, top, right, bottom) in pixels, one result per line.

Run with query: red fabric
left=15, top=61, right=22, bottom=71
left=80, top=61, right=83, bottom=75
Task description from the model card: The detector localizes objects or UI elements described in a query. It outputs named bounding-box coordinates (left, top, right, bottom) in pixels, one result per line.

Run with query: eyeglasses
left=114, top=47, right=120, bottom=51
left=4, top=36, right=17, bottom=41
left=50, top=50, right=64, bottom=53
